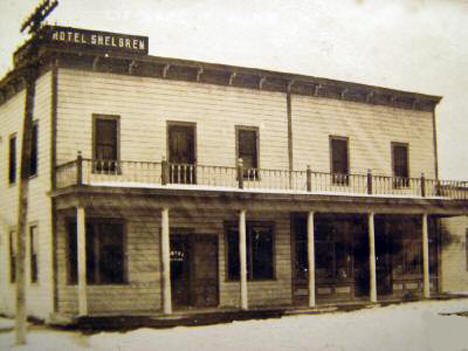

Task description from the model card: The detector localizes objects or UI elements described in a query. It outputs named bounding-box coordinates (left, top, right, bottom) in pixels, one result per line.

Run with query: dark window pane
left=95, top=118, right=118, bottom=160
left=331, top=137, right=349, bottom=185
left=250, top=227, right=273, bottom=279
left=226, top=223, right=274, bottom=281
left=238, top=129, right=258, bottom=171
left=9, top=136, right=16, bottom=184
left=30, top=226, right=38, bottom=283
left=331, top=138, right=348, bottom=174
left=67, top=223, right=78, bottom=284
left=29, top=124, right=38, bottom=177
left=86, top=224, right=96, bottom=284
left=10, top=231, right=16, bottom=283
left=392, top=144, right=409, bottom=188
left=98, top=223, right=124, bottom=284
left=227, top=228, right=240, bottom=280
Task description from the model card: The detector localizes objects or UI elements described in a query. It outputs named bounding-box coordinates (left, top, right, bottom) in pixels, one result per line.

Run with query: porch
left=50, top=184, right=466, bottom=319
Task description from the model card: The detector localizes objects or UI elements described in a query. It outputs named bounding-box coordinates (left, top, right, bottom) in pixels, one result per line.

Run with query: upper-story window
left=29, top=122, right=38, bottom=177
left=9, top=134, right=16, bottom=184
left=167, top=122, right=196, bottom=184
left=93, top=115, right=120, bottom=172
left=392, top=142, right=409, bottom=188
left=236, top=126, right=259, bottom=179
left=30, top=225, right=39, bottom=283
left=330, top=136, right=349, bottom=185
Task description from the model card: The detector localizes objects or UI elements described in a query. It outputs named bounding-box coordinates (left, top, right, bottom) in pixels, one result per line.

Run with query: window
left=226, top=222, right=274, bottom=281
left=10, top=231, right=16, bottom=283
left=392, top=142, right=409, bottom=188
left=93, top=115, right=119, bottom=172
left=67, top=220, right=125, bottom=284
left=315, top=220, right=353, bottom=281
left=236, top=127, right=259, bottom=179
left=29, top=122, right=38, bottom=177
left=391, top=217, right=422, bottom=276
left=330, top=136, right=349, bottom=185
left=30, top=225, right=38, bottom=283
left=9, top=135, right=16, bottom=184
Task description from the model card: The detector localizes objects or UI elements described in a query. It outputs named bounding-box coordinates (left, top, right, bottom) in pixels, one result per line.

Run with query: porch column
left=77, top=206, right=88, bottom=316
left=239, top=209, right=248, bottom=310
left=422, top=213, right=430, bottom=299
left=368, top=212, right=377, bottom=303
left=161, top=207, right=172, bottom=314
left=307, top=211, right=316, bottom=307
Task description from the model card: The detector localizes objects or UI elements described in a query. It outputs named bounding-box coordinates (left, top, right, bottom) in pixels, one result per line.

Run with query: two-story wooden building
left=1, top=25, right=467, bottom=323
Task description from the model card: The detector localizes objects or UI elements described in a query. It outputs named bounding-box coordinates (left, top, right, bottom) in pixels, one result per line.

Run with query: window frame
left=92, top=114, right=120, bottom=172
left=224, top=221, right=276, bottom=282
left=66, top=218, right=127, bottom=285
left=8, top=134, right=17, bottom=184
left=329, top=135, right=350, bottom=185
left=29, top=224, right=39, bottom=284
left=235, top=125, right=260, bottom=180
left=391, top=142, right=410, bottom=188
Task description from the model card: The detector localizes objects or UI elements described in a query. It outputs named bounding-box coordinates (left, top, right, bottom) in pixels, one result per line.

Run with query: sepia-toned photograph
left=0, top=1, right=467, bottom=350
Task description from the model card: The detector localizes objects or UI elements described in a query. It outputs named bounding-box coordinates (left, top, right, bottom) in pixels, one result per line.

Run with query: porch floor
left=49, top=293, right=463, bottom=331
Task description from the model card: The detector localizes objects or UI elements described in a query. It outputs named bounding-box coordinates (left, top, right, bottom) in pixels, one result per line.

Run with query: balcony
left=54, top=154, right=468, bottom=201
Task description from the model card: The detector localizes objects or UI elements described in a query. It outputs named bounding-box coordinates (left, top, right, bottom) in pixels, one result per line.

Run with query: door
left=168, top=124, right=196, bottom=184
left=170, top=234, right=219, bottom=308
left=170, top=235, right=191, bottom=307
left=190, top=235, right=219, bottom=307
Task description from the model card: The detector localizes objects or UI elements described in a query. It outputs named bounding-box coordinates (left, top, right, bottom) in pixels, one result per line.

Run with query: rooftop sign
left=45, top=26, right=149, bottom=55
left=13, top=25, right=149, bottom=65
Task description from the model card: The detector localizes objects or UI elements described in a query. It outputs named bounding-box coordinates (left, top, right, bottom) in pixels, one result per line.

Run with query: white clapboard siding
left=292, top=95, right=436, bottom=178
left=0, top=71, right=54, bottom=320
left=56, top=69, right=289, bottom=171
left=440, top=216, right=468, bottom=293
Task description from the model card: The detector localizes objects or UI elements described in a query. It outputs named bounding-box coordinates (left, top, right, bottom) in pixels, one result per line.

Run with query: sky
left=1, top=0, right=467, bottom=179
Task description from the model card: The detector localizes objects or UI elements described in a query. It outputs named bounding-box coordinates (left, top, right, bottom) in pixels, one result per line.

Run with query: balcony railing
left=54, top=153, right=468, bottom=200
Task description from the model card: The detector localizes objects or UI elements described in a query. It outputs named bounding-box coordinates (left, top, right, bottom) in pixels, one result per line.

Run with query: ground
left=1, top=298, right=468, bottom=351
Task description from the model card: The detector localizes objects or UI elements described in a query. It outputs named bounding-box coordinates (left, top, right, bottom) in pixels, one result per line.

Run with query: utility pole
left=15, top=0, right=59, bottom=345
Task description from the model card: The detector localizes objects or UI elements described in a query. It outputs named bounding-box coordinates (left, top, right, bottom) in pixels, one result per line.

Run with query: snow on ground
left=1, top=298, right=468, bottom=351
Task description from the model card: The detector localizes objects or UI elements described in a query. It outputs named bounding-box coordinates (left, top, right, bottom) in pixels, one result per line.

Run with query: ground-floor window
left=9, top=231, right=16, bottom=283
left=67, top=219, right=125, bottom=284
left=30, top=225, right=39, bottom=283
left=225, top=222, right=274, bottom=281
left=315, top=217, right=355, bottom=281
left=389, top=217, right=422, bottom=276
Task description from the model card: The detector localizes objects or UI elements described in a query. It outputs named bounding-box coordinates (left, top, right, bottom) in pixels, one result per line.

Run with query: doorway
left=168, top=123, right=196, bottom=184
left=170, top=234, right=219, bottom=308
